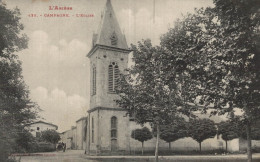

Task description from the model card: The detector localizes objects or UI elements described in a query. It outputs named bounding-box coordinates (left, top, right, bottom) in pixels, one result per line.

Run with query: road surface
left=13, top=150, right=260, bottom=162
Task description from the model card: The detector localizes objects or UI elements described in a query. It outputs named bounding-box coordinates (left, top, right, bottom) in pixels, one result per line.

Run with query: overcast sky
left=5, top=0, right=214, bottom=132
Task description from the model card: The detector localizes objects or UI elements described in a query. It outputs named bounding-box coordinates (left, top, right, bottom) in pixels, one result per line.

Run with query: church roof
left=93, top=0, right=128, bottom=49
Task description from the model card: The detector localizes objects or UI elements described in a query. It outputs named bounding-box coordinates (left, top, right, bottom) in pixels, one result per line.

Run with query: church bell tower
left=86, top=0, right=131, bottom=153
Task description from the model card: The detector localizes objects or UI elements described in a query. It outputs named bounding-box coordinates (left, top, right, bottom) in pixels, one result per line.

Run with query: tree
left=131, top=127, right=153, bottom=155
left=15, top=129, right=35, bottom=152
left=209, top=1, right=260, bottom=160
left=160, top=0, right=260, bottom=161
left=240, top=120, right=260, bottom=141
left=116, top=40, right=185, bottom=162
left=159, top=117, right=188, bottom=150
left=218, top=120, right=239, bottom=151
left=188, top=119, right=217, bottom=152
left=41, top=130, right=61, bottom=144
left=0, top=3, right=38, bottom=160
left=0, top=4, right=34, bottom=126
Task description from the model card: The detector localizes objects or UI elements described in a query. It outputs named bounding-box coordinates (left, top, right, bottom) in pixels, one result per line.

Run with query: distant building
left=25, top=121, right=58, bottom=137
left=76, top=117, right=87, bottom=150
left=60, top=131, right=67, bottom=143
left=72, top=126, right=77, bottom=149
left=60, top=117, right=87, bottom=150
left=64, top=129, right=73, bottom=149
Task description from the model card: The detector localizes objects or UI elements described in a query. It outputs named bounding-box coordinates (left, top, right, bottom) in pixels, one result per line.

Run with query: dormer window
left=110, top=32, right=117, bottom=46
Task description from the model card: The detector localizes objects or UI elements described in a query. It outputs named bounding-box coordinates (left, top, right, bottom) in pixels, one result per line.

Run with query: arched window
left=92, top=66, right=96, bottom=95
left=111, top=116, right=117, bottom=139
left=92, top=117, right=94, bottom=143
left=108, top=62, right=119, bottom=93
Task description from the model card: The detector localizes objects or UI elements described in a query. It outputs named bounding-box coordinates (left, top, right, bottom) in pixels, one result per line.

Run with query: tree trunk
left=246, top=122, right=252, bottom=162
left=155, top=124, right=159, bottom=162
left=199, top=142, right=201, bottom=152
left=225, top=140, right=228, bottom=152
left=169, top=142, right=171, bottom=150
left=142, top=142, right=144, bottom=155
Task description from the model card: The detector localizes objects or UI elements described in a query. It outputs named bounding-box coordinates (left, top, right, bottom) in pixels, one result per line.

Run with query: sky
left=5, top=0, right=214, bottom=132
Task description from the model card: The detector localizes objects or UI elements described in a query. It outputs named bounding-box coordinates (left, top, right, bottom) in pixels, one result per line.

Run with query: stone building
left=83, top=0, right=260, bottom=155
left=86, top=0, right=132, bottom=154
left=76, top=117, right=87, bottom=150
left=72, top=126, right=77, bottom=149
left=24, top=120, right=58, bottom=137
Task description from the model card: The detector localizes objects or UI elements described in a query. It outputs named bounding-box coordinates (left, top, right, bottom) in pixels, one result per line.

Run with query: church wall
left=89, top=52, right=98, bottom=110
left=98, top=109, right=130, bottom=151
left=88, top=110, right=99, bottom=151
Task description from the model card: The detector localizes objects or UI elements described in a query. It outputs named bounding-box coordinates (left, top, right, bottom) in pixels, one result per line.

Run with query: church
left=85, top=0, right=133, bottom=153
left=83, top=0, right=231, bottom=155
left=56, top=0, right=260, bottom=154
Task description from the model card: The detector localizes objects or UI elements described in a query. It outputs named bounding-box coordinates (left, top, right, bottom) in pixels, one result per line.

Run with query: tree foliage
left=0, top=4, right=37, bottom=128
left=159, top=117, right=188, bottom=150
left=131, top=127, right=153, bottom=143
left=218, top=120, right=239, bottom=141
left=116, top=39, right=189, bottom=161
left=218, top=119, right=239, bottom=151
left=160, top=0, right=259, bottom=160
left=131, top=127, right=153, bottom=155
left=15, top=129, right=35, bottom=152
left=0, top=4, right=38, bottom=160
left=239, top=121, right=260, bottom=140
left=41, top=130, right=61, bottom=144
left=188, top=119, right=217, bottom=151
left=116, top=40, right=182, bottom=126
left=160, top=0, right=260, bottom=120
left=116, top=0, right=259, bottom=160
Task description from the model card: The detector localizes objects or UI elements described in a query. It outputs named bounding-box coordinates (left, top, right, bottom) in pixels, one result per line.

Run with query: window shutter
left=114, top=65, right=119, bottom=90
left=108, top=65, right=113, bottom=92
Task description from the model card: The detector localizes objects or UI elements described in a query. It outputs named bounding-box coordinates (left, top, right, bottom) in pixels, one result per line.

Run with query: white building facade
left=25, top=121, right=58, bottom=137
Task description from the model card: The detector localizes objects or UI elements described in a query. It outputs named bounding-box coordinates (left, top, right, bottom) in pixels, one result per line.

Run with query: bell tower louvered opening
left=108, top=62, right=119, bottom=93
